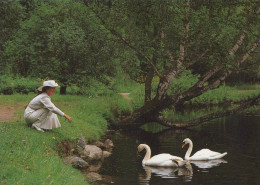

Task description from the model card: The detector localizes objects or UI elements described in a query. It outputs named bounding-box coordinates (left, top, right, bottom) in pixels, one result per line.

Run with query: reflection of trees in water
left=119, top=122, right=227, bottom=148
left=121, top=127, right=193, bottom=145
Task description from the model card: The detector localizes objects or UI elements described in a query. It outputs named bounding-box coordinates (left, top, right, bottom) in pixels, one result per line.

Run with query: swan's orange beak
left=182, top=143, right=186, bottom=148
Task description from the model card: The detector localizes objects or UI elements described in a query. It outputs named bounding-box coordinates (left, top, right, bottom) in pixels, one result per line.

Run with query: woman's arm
left=40, top=96, right=64, bottom=116
left=63, top=113, right=72, bottom=123
left=40, top=96, right=72, bottom=123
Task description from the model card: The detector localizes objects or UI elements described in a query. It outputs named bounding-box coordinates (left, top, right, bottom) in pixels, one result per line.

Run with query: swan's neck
left=185, top=140, right=193, bottom=160
left=143, top=145, right=151, bottom=162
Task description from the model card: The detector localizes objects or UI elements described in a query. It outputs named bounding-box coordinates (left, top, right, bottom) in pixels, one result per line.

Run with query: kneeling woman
left=24, top=80, right=72, bottom=132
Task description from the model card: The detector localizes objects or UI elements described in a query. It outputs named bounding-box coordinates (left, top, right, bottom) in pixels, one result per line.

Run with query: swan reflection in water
left=138, top=159, right=227, bottom=184
left=138, top=162, right=193, bottom=184
left=191, top=159, right=227, bottom=169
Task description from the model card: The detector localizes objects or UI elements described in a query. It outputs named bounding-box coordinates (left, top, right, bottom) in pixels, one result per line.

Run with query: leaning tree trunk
left=110, top=37, right=259, bottom=130
left=111, top=98, right=167, bottom=129
left=111, top=86, right=260, bottom=130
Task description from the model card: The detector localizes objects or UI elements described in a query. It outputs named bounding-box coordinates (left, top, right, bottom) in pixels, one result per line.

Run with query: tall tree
left=3, top=1, right=117, bottom=94
left=0, top=2, right=25, bottom=75
left=89, top=0, right=260, bottom=128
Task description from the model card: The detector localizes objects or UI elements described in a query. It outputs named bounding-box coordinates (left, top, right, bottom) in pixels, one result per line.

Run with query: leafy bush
left=0, top=75, right=13, bottom=95
left=2, top=86, right=13, bottom=95
left=0, top=75, right=40, bottom=95
left=67, top=78, right=113, bottom=97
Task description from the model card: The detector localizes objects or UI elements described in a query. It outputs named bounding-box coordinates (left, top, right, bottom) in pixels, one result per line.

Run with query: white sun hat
left=38, top=80, right=60, bottom=91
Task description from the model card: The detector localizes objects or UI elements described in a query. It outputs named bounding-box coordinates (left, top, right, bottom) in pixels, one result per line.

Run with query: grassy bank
left=0, top=93, right=135, bottom=185
left=164, top=84, right=260, bottom=122
left=189, top=84, right=260, bottom=105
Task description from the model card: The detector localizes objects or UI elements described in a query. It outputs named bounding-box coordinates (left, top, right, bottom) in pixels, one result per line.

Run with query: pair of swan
left=137, top=138, right=227, bottom=167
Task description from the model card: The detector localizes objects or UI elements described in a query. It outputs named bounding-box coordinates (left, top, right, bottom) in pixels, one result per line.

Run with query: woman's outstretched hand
left=64, top=114, right=72, bottom=123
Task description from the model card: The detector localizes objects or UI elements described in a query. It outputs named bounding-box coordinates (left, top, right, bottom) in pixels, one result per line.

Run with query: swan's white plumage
left=137, top=144, right=184, bottom=167
left=144, top=153, right=181, bottom=166
left=190, top=149, right=227, bottom=160
left=182, top=138, right=227, bottom=161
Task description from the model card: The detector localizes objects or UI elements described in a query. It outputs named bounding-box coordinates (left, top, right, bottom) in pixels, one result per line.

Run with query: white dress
left=24, top=93, right=64, bottom=130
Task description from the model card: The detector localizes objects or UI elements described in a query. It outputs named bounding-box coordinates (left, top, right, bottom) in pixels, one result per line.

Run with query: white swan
left=137, top=144, right=186, bottom=167
left=182, top=138, right=227, bottom=160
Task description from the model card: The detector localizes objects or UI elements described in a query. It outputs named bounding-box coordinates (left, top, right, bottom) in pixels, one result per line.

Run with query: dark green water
left=96, top=115, right=260, bottom=185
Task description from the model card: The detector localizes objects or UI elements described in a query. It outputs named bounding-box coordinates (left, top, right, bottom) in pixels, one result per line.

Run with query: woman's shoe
left=32, top=124, right=44, bottom=132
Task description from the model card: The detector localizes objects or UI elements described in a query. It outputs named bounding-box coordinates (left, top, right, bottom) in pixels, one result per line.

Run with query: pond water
left=95, top=115, right=260, bottom=185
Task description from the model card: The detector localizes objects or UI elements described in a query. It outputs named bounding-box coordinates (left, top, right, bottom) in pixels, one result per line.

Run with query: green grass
left=0, top=93, right=136, bottom=185
left=163, top=84, right=260, bottom=122
left=189, top=84, right=260, bottom=105
left=163, top=105, right=238, bottom=122
left=0, top=122, right=89, bottom=185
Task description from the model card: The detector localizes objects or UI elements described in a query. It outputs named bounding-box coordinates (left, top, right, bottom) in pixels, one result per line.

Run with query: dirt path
left=118, top=93, right=131, bottom=101
left=0, top=106, right=19, bottom=122
left=0, top=102, right=25, bottom=122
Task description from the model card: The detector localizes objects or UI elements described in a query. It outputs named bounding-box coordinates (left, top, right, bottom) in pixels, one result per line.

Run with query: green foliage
left=0, top=76, right=40, bottom=95
left=108, top=95, right=134, bottom=119
left=107, top=68, right=144, bottom=93
left=242, top=105, right=260, bottom=115
left=167, top=70, right=200, bottom=95
left=3, top=1, right=117, bottom=89
left=0, top=2, right=25, bottom=75
left=91, top=0, right=259, bottom=85
left=67, top=78, right=113, bottom=97
left=128, top=85, right=145, bottom=109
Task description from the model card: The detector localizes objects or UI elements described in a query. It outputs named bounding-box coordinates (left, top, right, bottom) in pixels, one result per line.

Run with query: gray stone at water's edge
left=86, top=172, right=102, bottom=182
left=64, top=156, right=89, bottom=169
left=80, top=145, right=103, bottom=162
left=103, top=139, right=114, bottom=151
left=103, top=151, right=112, bottom=158
left=77, top=136, right=86, bottom=150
